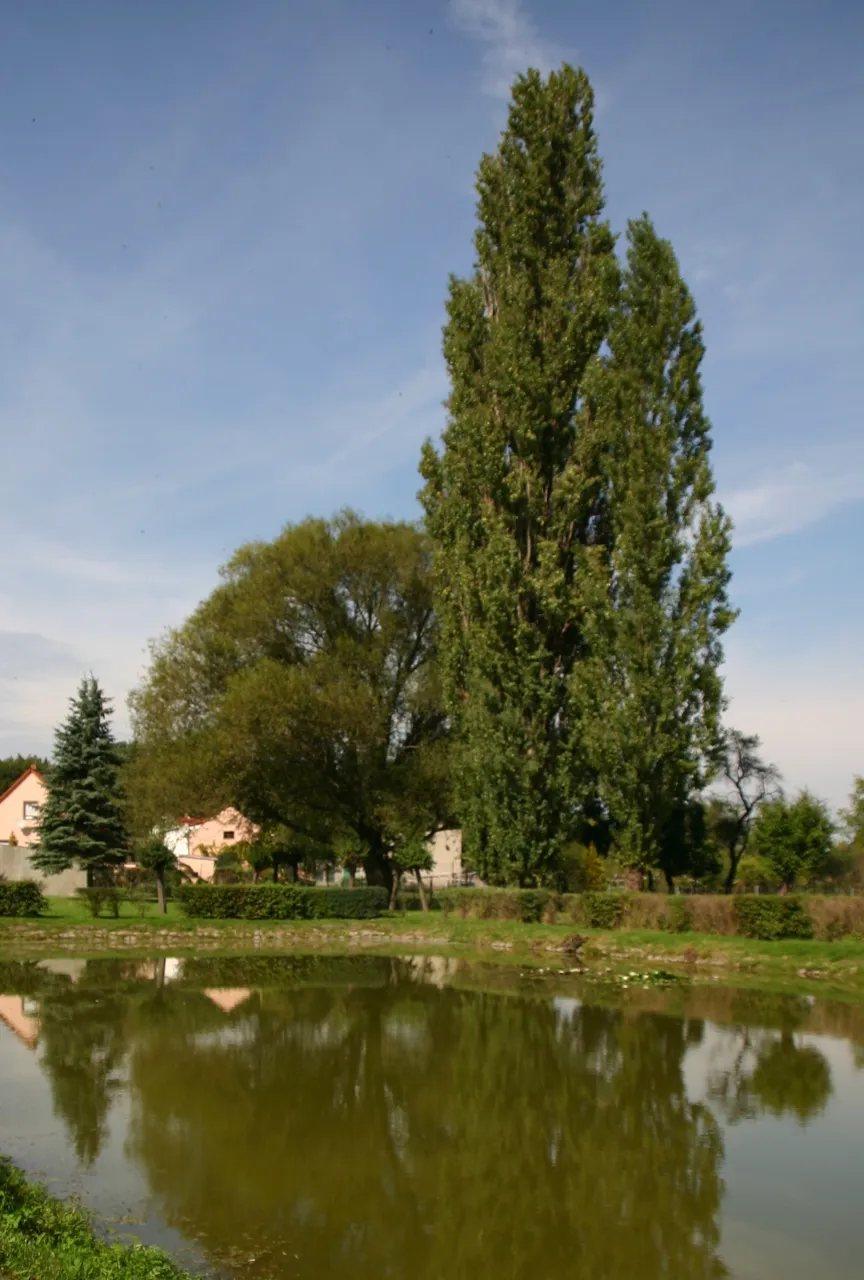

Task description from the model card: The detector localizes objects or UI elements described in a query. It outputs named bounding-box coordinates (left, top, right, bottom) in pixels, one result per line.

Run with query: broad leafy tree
left=751, top=791, right=836, bottom=891
left=420, top=65, right=618, bottom=885
left=129, top=514, right=449, bottom=890
left=31, top=677, right=128, bottom=882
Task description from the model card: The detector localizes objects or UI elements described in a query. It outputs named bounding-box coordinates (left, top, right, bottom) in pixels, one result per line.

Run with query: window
left=23, top=802, right=40, bottom=821
left=223, top=831, right=235, bottom=841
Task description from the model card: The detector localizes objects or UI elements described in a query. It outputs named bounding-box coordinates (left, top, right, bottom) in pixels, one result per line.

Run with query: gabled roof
left=0, top=766, right=46, bottom=808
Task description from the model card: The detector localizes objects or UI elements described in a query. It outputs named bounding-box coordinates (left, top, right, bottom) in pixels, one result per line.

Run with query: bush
left=0, top=880, right=45, bottom=917
left=581, top=892, right=628, bottom=929
left=76, top=887, right=121, bottom=918
left=515, top=889, right=551, bottom=923
left=796, top=895, right=864, bottom=941
left=663, top=897, right=692, bottom=933
left=176, top=883, right=388, bottom=920
left=734, top=895, right=814, bottom=940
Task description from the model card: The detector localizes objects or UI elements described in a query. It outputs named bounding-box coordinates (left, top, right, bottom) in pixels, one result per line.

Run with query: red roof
left=0, top=766, right=46, bottom=808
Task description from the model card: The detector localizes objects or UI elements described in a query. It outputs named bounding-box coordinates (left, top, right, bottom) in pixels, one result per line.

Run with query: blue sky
left=1, top=0, right=861, bottom=810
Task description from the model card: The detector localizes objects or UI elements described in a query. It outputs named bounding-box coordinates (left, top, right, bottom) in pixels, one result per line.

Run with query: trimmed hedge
left=175, top=883, right=388, bottom=920
left=0, top=880, right=45, bottom=917
left=580, top=892, right=628, bottom=930
left=733, top=895, right=813, bottom=940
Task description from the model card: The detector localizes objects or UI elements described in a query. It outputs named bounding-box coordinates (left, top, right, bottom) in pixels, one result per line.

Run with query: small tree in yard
left=388, top=831, right=434, bottom=912
left=752, top=792, right=836, bottom=892
left=32, top=677, right=128, bottom=883
left=709, top=729, right=781, bottom=893
left=136, top=836, right=176, bottom=914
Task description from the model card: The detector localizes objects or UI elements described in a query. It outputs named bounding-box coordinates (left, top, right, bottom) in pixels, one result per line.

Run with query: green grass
left=0, top=1158, right=190, bottom=1279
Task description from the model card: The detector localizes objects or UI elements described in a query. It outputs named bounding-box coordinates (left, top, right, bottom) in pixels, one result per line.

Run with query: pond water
left=0, top=955, right=862, bottom=1279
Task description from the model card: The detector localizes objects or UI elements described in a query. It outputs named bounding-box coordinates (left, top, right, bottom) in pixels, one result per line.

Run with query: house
left=163, top=808, right=259, bottom=882
left=0, top=766, right=46, bottom=847
left=0, top=768, right=86, bottom=897
left=423, top=828, right=468, bottom=889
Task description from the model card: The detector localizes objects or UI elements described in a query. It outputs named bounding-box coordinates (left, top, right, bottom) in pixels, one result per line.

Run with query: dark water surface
left=0, top=955, right=862, bottom=1279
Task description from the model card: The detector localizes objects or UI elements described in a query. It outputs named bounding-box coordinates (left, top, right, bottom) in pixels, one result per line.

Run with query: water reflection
left=0, top=957, right=854, bottom=1280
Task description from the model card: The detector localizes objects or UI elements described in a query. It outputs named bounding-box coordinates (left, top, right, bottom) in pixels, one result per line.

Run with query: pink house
left=164, top=808, right=259, bottom=882
left=0, top=767, right=46, bottom=847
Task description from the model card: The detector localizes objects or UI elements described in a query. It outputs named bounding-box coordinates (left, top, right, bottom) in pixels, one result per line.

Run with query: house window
left=223, top=831, right=235, bottom=841
left=23, top=802, right=40, bottom=821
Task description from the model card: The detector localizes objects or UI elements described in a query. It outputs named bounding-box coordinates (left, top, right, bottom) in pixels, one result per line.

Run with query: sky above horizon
left=1, top=0, right=862, bottom=811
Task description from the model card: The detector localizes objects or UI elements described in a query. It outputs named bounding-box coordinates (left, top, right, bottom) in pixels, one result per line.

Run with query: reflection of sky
left=684, top=1027, right=864, bottom=1280
left=0, top=1023, right=208, bottom=1273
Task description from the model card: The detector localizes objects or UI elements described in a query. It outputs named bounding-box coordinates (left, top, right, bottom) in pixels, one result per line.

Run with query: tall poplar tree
left=572, top=217, right=735, bottom=877
left=32, top=676, right=128, bottom=881
left=419, top=65, right=618, bottom=885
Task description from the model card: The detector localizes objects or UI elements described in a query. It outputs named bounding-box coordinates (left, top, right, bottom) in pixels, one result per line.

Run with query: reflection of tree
left=707, top=1027, right=832, bottom=1126
left=125, top=963, right=728, bottom=1279
left=37, top=977, right=129, bottom=1167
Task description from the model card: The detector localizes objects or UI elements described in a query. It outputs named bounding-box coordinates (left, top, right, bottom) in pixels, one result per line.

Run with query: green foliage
left=135, top=836, right=177, bottom=875
left=573, top=216, right=734, bottom=875
left=581, top=892, right=628, bottom=930
left=75, top=886, right=121, bottom=918
left=663, top=897, right=692, bottom=934
left=0, top=1157, right=190, bottom=1279
left=514, top=889, right=551, bottom=922
left=175, top=883, right=388, bottom=920
left=839, top=776, right=864, bottom=848
left=130, top=514, right=449, bottom=889
left=751, top=792, right=836, bottom=890
left=419, top=65, right=619, bottom=886
left=733, top=896, right=814, bottom=941
left=0, top=755, right=50, bottom=796
left=31, top=677, right=128, bottom=880
left=0, top=880, right=45, bottom=917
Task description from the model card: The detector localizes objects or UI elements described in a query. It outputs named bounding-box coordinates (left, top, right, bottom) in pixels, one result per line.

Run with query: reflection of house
left=164, top=808, right=259, bottom=882
left=0, top=995, right=40, bottom=1048
left=0, top=769, right=87, bottom=897
left=204, top=988, right=252, bottom=1014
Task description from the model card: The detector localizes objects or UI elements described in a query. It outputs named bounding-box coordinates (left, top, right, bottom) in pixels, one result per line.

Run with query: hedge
left=175, top=883, right=388, bottom=920
left=430, top=888, right=864, bottom=940
left=0, top=881, right=45, bottom=917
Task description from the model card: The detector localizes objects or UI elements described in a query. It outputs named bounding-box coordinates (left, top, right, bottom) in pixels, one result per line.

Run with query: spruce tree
left=572, top=217, right=735, bottom=878
left=32, top=676, right=128, bottom=881
left=419, top=65, right=618, bottom=884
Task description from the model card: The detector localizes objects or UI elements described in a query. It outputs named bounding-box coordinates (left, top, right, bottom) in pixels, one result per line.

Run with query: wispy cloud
left=723, top=459, right=864, bottom=547
left=449, top=0, right=562, bottom=98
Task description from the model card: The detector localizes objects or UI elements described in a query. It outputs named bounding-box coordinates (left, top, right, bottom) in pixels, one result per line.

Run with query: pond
left=0, top=955, right=862, bottom=1279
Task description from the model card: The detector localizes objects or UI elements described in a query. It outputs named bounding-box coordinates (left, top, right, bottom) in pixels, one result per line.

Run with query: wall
left=187, top=808, right=259, bottom=856
left=423, top=828, right=463, bottom=888
left=0, top=843, right=87, bottom=897
left=0, top=771, right=47, bottom=847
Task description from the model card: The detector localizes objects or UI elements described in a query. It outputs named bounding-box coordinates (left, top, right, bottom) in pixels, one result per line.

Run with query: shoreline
left=2, top=916, right=864, bottom=999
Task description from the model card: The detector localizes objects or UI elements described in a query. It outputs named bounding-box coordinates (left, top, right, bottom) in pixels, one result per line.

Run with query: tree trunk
left=348, top=862, right=356, bottom=889
left=414, top=868, right=429, bottom=912
left=389, top=870, right=402, bottom=912
left=779, top=881, right=790, bottom=896
left=155, top=868, right=167, bottom=915
left=155, top=955, right=166, bottom=990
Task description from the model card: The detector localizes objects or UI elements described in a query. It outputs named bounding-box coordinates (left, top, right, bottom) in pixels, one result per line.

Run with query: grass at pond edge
left=0, top=1158, right=190, bottom=1279
left=2, top=909, right=864, bottom=998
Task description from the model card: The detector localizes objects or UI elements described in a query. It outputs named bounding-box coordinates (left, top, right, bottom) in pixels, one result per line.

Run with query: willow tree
left=420, top=65, right=618, bottom=885
left=129, top=513, right=449, bottom=890
left=572, top=217, right=735, bottom=879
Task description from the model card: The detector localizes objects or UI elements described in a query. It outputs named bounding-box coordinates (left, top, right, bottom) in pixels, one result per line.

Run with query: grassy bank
left=2, top=906, right=864, bottom=997
left=0, top=1158, right=189, bottom=1279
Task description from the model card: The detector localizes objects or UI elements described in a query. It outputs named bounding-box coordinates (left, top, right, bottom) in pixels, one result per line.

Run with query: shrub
left=76, top=887, right=121, bottom=918
left=805, top=895, right=864, bottom=941
left=581, top=892, right=628, bottom=930
left=515, top=889, right=551, bottom=923
left=663, top=897, right=692, bottom=933
left=686, top=895, right=737, bottom=936
left=0, top=880, right=45, bottom=917
left=176, top=883, right=388, bottom=920
left=733, top=895, right=814, bottom=940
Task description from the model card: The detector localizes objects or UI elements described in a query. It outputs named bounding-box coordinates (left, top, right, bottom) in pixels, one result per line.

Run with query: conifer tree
left=572, top=217, right=735, bottom=876
left=419, top=65, right=618, bottom=885
left=32, top=676, right=128, bottom=881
